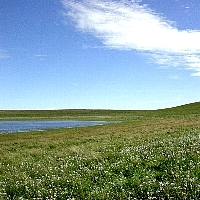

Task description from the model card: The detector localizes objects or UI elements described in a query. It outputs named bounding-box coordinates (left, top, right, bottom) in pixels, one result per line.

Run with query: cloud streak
left=61, top=0, right=200, bottom=76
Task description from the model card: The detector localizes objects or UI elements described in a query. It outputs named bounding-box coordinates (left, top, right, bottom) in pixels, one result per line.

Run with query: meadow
left=0, top=102, right=200, bottom=199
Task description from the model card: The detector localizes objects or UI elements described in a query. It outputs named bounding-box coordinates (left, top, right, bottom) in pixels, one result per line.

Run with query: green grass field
left=0, top=102, right=200, bottom=199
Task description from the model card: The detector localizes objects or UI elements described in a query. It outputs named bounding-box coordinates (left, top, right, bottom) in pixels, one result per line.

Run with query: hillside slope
left=155, top=101, right=200, bottom=116
left=0, top=102, right=200, bottom=120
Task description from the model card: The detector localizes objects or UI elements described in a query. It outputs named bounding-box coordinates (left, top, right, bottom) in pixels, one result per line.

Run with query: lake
left=0, top=120, right=109, bottom=134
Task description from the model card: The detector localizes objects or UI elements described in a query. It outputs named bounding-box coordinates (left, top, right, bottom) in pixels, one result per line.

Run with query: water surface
left=0, top=120, right=108, bottom=134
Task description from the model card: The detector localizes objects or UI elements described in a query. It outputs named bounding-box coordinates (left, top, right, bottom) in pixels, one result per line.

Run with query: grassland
left=0, top=102, right=200, bottom=199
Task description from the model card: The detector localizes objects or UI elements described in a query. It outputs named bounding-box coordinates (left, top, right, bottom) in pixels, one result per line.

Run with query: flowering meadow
left=0, top=107, right=200, bottom=199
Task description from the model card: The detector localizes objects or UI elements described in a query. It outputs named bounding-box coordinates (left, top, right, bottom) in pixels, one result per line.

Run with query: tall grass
left=0, top=105, right=200, bottom=199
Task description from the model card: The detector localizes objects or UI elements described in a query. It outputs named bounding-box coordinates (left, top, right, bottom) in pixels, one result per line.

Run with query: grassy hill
left=0, top=101, right=200, bottom=120
left=155, top=101, right=200, bottom=117
left=0, top=109, right=149, bottom=121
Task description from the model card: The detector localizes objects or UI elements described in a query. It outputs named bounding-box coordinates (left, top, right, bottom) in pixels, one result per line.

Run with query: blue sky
left=1, top=0, right=200, bottom=110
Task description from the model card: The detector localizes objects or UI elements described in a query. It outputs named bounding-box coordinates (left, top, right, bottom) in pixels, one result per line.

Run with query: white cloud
left=33, top=54, right=47, bottom=60
left=34, top=54, right=47, bottom=57
left=170, top=75, right=181, bottom=80
left=61, top=0, right=200, bottom=76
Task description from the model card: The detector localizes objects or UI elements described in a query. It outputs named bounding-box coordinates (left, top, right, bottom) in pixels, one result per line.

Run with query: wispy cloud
left=170, top=75, right=181, bottom=80
left=0, top=49, right=10, bottom=59
left=34, top=54, right=47, bottom=57
left=33, top=54, right=47, bottom=60
left=61, top=0, right=200, bottom=76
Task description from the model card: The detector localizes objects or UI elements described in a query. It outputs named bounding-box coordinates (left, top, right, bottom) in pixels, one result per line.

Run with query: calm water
left=0, top=120, right=108, bottom=134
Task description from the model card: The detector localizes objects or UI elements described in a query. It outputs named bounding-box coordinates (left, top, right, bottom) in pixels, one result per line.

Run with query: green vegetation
left=0, top=102, right=200, bottom=199
left=0, top=109, right=150, bottom=121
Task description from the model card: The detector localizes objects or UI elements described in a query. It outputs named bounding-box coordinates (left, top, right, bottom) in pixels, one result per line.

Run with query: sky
left=1, top=0, right=200, bottom=110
